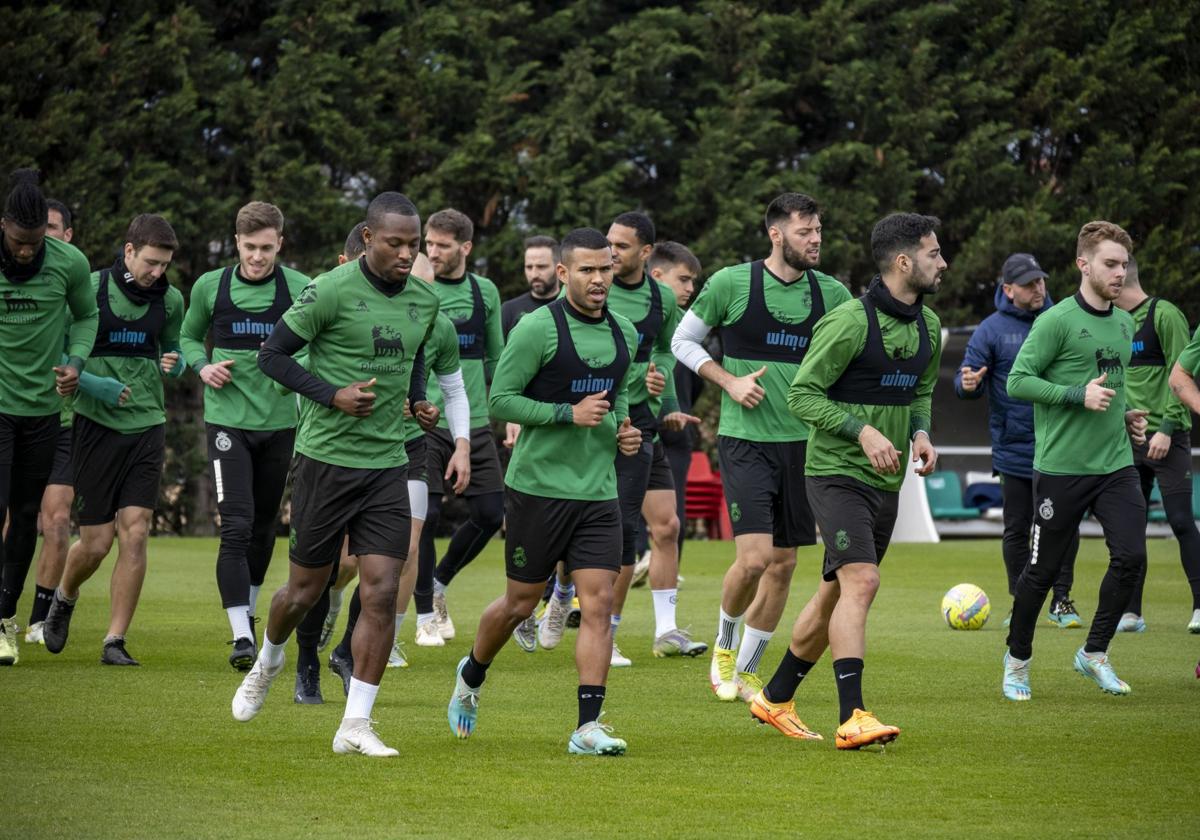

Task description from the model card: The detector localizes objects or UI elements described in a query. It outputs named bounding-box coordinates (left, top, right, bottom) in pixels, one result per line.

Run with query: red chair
left=685, top=452, right=732, bottom=539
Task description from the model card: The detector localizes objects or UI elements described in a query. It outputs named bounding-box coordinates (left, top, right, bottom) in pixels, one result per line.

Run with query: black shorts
left=288, top=454, right=411, bottom=568
left=717, top=435, right=815, bottom=547
left=647, top=439, right=675, bottom=492
left=426, top=426, right=504, bottom=497
left=504, top=489, right=621, bottom=583
left=72, top=415, right=164, bottom=526
left=47, top=423, right=74, bottom=488
left=405, top=435, right=428, bottom=484
left=1132, top=430, right=1193, bottom=497
left=807, top=475, right=899, bottom=581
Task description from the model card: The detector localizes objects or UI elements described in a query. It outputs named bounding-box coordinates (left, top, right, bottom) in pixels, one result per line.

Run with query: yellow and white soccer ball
left=941, top=583, right=990, bottom=630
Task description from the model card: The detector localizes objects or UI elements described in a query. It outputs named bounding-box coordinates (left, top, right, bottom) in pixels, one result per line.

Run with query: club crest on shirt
left=1038, top=497, right=1054, bottom=521
left=408, top=303, right=421, bottom=322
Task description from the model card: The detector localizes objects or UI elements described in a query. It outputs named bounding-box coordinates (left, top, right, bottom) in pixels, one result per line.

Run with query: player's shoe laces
left=566, top=597, right=582, bottom=629
left=1116, top=612, right=1146, bottom=633
left=328, top=647, right=354, bottom=697
left=630, top=550, right=651, bottom=588
left=232, top=657, right=284, bottom=721
left=433, top=591, right=455, bottom=640
left=318, top=603, right=341, bottom=651
left=228, top=637, right=256, bottom=672
left=736, top=671, right=763, bottom=703
left=333, top=717, right=398, bottom=757
left=1073, top=647, right=1131, bottom=695
left=415, top=619, right=445, bottom=647
left=709, top=647, right=738, bottom=701
left=835, top=709, right=900, bottom=750
left=538, top=596, right=570, bottom=650
left=568, top=715, right=627, bottom=756
left=1002, top=652, right=1032, bottom=701
left=0, top=617, right=19, bottom=665
left=750, top=690, right=823, bottom=740
left=25, top=621, right=44, bottom=645
left=1188, top=609, right=1200, bottom=634
left=448, top=656, right=480, bottom=739
left=652, top=627, right=709, bottom=658
left=294, top=665, right=323, bottom=704
left=1047, top=598, right=1083, bottom=628
left=101, top=639, right=140, bottom=666
left=611, top=642, right=632, bottom=667
left=42, top=591, right=75, bottom=654
left=387, top=639, right=409, bottom=668
left=512, top=614, right=537, bottom=653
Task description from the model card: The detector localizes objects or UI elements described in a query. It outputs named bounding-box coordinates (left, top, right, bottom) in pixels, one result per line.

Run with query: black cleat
left=101, top=639, right=140, bottom=666
left=43, top=592, right=76, bottom=654
left=328, top=646, right=354, bottom=697
left=294, top=665, right=323, bottom=704
left=228, top=636, right=256, bottom=672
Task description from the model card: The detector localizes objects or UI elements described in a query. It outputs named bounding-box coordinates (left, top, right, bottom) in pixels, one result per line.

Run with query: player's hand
left=503, top=422, right=521, bottom=448
left=446, top=438, right=471, bottom=494
left=859, top=425, right=901, bottom=475
left=911, top=431, right=938, bottom=476
left=1083, top=373, right=1115, bottom=411
left=645, top=361, right=666, bottom=397
left=572, top=391, right=610, bottom=427
left=117, top=386, right=131, bottom=406
left=53, top=365, right=79, bottom=396
left=159, top=351, right=180, bottom=375
left=332, top=378, right=377, bottom=417
left=661, top=411, right=701, bottom=432
left=414, top=400, right=439, bottom=431
left=959, top=365, right=987, bottom=393
left=199, top=359, right=235, bottom=389
left=724, top=366, right=767, bottom=408
left=1146, top=430, right=1170, bottom=461
left=1125, top=409, right=1149, bottom=446
left=616, top=417, right=642, bottom=455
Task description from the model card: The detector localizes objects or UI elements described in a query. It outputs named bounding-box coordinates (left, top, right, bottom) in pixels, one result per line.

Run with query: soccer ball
left=941, top=584, right=990, bottom=630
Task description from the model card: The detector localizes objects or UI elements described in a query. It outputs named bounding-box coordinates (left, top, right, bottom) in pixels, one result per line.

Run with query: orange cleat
left=749, top=691, right=823, bottom=740
left=834, top=709, right=900, bottom=750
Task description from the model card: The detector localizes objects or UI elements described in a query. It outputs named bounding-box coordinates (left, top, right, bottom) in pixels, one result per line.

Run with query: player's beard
left=530, top=276, right=558, bottom=297
left=781, top=239, right=818, bottom=272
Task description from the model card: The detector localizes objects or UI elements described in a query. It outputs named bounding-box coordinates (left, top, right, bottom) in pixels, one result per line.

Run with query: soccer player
left=421, top=209, right=505, bottom=640
left=43, top=214, right=186, bottom=666
left=750, top=212, right=943, bottom=749
left=1114, top=259, right=1200, bottom=633
left=501, top=235, right=560, bottom=339
left=955, top=253, right=1083, bottom=628
left=1002, top=221, right=1149, bottom=701
left=232, top=191, right=439, bottom=757
left=45, top=199, right=73, bottom=243
left=0, top=171, right=98, bottom=666
left=672, top=193, right=852, bottom=701
left=446, top=227, right=642, bottom=755
left=180, top=202, right=311, bottom=671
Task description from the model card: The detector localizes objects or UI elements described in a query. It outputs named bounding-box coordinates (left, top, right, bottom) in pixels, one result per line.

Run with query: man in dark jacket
left=955, top=253, right=1082, bottom=627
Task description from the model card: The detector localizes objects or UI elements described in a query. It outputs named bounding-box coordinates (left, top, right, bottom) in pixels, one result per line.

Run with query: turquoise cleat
left=1002, top=652, right=1031, bottom=701
left=1047, top=599, right=1083, bottom=628
left=568, top=716, right=627, bottom=756
left=1116, top=613, right=1146, bottom=633
left=1073, top=647, right=1131, bottom=695
left=448, top=656, right=480, bottom=739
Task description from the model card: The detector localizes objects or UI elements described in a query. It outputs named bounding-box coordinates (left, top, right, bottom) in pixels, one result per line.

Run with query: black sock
left=336, top=586, right=363, bottom=658
left=29, top=585, right=54, bottom=625
left=763, top=649, right=816, bottom=704
left=297, top=642, right=319, bottom=672
left=461, top=650, right=490, bottom=689
left=578, top=684, right=606, bottom=728
left=833, top=658, right=865, bottom=724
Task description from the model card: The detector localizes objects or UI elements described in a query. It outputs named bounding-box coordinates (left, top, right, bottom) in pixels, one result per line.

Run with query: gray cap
left=1002, top=253, right=1048, bottom=286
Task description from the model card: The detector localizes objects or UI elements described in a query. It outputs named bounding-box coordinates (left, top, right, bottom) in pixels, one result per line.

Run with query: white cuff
left=671, top=310, right=715, bottom=375
left=436, top=369, right=471, bottom=441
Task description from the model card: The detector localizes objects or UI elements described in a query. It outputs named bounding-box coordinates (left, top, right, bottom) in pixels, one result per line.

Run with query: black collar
left=359, top=255, right=408, bottom=297
left=563, top=297, right=606, bottom=324
left=234, top=264, right=280, bottom=286
left=867, top=276, right=922, bottom=322
left=1074, top=291, right=1113, bottom=317
left=111, top=256, right=169, bottom=305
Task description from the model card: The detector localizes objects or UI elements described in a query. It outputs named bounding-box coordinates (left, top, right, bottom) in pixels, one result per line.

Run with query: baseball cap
left=1001, top=253, right=1048, bottom=286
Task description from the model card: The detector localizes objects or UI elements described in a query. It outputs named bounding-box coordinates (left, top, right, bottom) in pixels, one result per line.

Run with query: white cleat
left=610, top=642, right=632, bottom=667
left=232, top=657, right=284, bottom=721
left=332, top=717, right=398, bottom=757
left=387, top=639, right=409, bottom=668
left=415, top=619, right=445, bottom=647
left=433, top=592, right=456, bottom=640
left=538, top=596, right=570, bottom=650
left=25, top=621, right=45, bottom=645
left=1188, top=609, right=1200, bottom=634
left=630, top=550, right=651, bottom=588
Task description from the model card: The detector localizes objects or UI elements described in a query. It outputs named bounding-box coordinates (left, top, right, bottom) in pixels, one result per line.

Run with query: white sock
left=248, top=585, right=261, bottom=616
left=433, top=580, right=447, bottom=597
left=394, top=613, right=406, bottom=639
left=226, top=606, right=252, bottom=641
left=736, top=625, right=773, bottom=674
left=417, top=611, right=436, bottom=626
left=259, top=636, right=285, bottom=669
left=611, top=614, right=622, bottom=639
left=343, top=677, right=379, bottom=722
left=716, top=608, right=742, bottom=651
left=652, top=589, right=678, bottom=637
left=328, top=587, right=344, bottom=614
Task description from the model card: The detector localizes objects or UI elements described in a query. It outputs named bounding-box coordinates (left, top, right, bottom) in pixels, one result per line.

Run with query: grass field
left=2, top=536, right=1198, bottom=839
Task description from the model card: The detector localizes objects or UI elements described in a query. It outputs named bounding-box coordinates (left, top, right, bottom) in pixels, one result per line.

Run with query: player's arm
left=68, top=351, right=129, bottom=406
left=652, top=294, right=680, bottom=412
left=1169, top=328, right=1200, bottom=416
left=909, top=310, right=943, bottom=475
left=671, top=270, right=763, bottom=406
left=158, top=290, right=186, bottom=377
left=62, top=251, right=99, bottom=372
left=614, top=323, right=641, bottom=454
left=488, top=315, right=561, bottom=426
left=1156, top=303, right=1191, bottom=436
left=179, top=274, right=213, bottom=375
left=786, top=305, right=868, bottom=439
left=483, top=281, right=503, bottom=385
left=1007, top=317, right=1088, bottom=406
left=954, top=322, right=992, bottom=399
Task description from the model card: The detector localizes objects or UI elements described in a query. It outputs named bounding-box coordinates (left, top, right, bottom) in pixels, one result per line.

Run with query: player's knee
left=582, top=590, right=614, bottom=621
left=839, top=565, right=879, bottom=599
left=471, top=493, right=505, bottom=532
left=43, top=507, right=71, bottom=543
left=1166, top=505, right=1196, bottom=538
left=655, top=513, right=681, bottom=544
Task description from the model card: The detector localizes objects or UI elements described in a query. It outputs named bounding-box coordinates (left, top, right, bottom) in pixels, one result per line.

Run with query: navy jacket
left=953, top=284, right=1054, bottom=479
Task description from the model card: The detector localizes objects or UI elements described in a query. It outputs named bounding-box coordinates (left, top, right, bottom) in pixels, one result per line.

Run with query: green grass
left=2, top=537, right=1198, bottom=839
